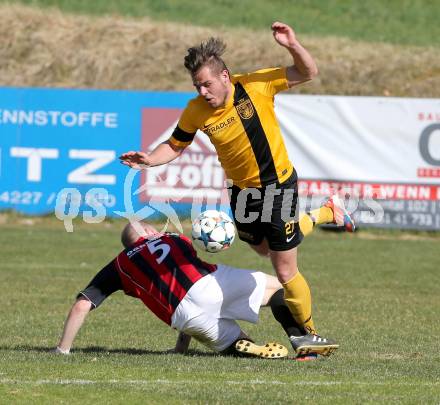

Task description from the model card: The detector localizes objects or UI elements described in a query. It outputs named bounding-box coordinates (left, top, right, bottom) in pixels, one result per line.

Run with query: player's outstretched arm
left=271, top=21, right=318, bottom=87
left=55, top=298, right=93, bottom=354
left=119, top=141, right=185, bottom=170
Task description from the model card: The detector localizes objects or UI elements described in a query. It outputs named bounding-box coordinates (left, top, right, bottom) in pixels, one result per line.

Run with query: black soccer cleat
left=289, top=333, right=339, bottom=357
left=234, top=340, right=289, bottom=359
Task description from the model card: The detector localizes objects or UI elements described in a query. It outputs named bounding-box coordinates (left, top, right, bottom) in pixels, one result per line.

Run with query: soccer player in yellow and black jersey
left=171, top=66, right=292, bottom=189
left=120, top=22, right=355, bottom=357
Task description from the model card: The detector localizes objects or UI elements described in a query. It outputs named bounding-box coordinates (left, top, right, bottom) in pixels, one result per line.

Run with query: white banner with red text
left=275, top=95, right=440, bottom=230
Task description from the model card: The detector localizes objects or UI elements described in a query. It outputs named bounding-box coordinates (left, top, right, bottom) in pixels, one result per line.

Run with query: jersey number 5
left=146, top=239, right=170, bottom=265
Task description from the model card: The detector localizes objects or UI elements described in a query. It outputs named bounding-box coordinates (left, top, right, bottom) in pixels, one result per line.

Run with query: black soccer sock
left=269, top=288, right=306, bottom=337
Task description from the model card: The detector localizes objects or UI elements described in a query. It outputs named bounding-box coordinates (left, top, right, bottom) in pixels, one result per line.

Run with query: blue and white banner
left=0, top=87, right=195, bottom=221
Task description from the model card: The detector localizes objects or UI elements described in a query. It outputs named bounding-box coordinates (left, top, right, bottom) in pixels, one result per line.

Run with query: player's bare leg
left=248, top=239, right=270, bottom=257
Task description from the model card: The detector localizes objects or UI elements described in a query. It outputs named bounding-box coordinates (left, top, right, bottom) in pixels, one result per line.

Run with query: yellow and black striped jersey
left=169, top=67, right=293, bottom=189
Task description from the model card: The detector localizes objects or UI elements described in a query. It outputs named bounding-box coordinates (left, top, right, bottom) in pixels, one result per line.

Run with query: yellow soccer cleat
left=234, top=340, right=289, bottom=359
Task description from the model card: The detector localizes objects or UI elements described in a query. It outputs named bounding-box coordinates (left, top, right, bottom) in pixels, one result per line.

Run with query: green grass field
left=1, top=1, right=439, bottom=402
left=0, top=217, right=439, bottom=403
left=5, top=0, right=440, bottom=47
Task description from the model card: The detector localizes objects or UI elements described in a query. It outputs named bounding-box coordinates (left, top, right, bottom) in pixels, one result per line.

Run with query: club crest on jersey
left=236, top=98, right=254, bottom=120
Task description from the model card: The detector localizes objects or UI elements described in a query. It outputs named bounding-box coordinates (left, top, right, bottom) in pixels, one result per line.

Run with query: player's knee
left=274, top=265, right=298, bottom=283
left=270, top=249, right=298, bottom=282
left=265, top=274, right=283, bottom=290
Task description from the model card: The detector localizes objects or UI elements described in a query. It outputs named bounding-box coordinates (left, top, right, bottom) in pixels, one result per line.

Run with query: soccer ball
left=191, top=210, right=236, bottom=253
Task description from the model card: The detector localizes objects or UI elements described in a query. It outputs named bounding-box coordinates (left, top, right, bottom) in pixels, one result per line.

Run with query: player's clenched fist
left=271, top=21, right=297, bottom=48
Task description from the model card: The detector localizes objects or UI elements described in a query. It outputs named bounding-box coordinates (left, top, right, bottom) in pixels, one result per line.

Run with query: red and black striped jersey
left=115, top=232, right=216, bottom=325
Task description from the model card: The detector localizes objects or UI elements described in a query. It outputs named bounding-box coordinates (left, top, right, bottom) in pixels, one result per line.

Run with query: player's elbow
left=166, top=141, right=185, bottom=155
left=286, top=65, right=318, bottom=86
left=73, top=298, right=93, bottom=314
left=311, top=65, right=319, bottom=78
left=305, top=65, right=318, bottom=80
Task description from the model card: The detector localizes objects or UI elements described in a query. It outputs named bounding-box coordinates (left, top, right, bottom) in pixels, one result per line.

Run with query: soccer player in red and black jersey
left=55, top=222, right=337, bottom=359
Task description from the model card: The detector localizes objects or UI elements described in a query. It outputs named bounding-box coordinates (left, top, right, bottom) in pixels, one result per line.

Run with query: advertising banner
left=275, top=95, right=440, bottom=230
left=1, top=87, right=439, bottom=230
left=0, top=87, right=196, bottom=227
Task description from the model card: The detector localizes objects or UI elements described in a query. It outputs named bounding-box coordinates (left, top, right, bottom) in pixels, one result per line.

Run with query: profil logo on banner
left=140, top=108, right=225, bottom=203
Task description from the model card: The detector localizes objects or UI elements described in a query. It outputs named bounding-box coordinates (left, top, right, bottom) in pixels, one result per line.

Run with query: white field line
left=0, top=378, right=439, bottom=387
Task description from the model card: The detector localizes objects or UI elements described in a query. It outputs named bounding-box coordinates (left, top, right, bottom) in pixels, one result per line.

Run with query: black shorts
left=229, top=171, right=303, bottom=251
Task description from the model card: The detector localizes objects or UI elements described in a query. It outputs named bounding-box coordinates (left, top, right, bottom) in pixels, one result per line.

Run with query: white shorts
left=171, top=264, right=267, bottom=352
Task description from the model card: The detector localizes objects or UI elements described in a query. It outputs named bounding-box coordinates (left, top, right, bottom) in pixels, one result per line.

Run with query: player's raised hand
left=271, top=21, right=297, bottom=48
left=119, top=151, right=152, bottom=170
